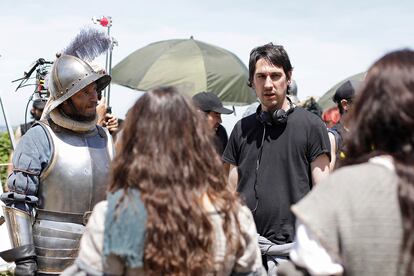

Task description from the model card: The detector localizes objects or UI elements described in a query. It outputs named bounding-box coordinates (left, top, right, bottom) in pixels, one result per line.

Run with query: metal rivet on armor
left=85, top=73, right=88, bottom=76
left=66, top=88, right=69, bottom=92
left=60, top=91, right=64, bottom=94
left=78, top=78, right=81, bottom=81
left=72, top=83, right=75, bottom=86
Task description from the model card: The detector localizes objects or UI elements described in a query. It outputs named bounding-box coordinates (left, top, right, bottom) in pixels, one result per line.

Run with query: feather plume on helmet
left=63, top=27, right=111, bottom=62
left=41, top=28, right=111, bottom=119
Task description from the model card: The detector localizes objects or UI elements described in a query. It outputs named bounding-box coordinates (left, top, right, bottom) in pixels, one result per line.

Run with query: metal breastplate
left=38, top=123, right=113, bottom=213
left=33, top=122, right=114, bottom=275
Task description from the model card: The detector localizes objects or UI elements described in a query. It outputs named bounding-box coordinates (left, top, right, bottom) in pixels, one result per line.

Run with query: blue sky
left=0, top=0, right=413, bottom=131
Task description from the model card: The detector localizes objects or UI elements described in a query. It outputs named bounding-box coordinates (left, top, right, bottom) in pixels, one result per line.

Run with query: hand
left=104, top=113, right=119, bottom=134
left=96, top=96, right=108, bottom=126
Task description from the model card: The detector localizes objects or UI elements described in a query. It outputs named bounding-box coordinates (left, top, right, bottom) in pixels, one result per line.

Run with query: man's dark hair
left=337, top=101, right=348, bottom=116
left=248, top=43, right=293, bottom=87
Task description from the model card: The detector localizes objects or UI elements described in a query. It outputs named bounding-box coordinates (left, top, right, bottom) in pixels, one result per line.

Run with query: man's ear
left=340, top=99, right=350, bottom=111
left=250, top=79, right=256, bottom=90
left=287, top=71, right=293, bottom=82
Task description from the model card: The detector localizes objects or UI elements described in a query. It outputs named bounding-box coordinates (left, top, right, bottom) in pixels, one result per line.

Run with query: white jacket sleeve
left=289, top=220, right=343, bottom=276
left=233, top=206, right=265, bottom=275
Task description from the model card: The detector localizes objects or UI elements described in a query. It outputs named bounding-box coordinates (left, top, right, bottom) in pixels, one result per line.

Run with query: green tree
left=0, top=131, right=12, bottom=191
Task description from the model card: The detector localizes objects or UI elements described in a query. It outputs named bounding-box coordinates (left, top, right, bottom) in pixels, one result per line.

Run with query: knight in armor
left=0, top=54, right=115, bottom=276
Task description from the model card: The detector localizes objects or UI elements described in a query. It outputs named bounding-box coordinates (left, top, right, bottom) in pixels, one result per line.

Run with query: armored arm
left=0, top=192, right=39, bottom=275
left=0, top=126, right=51, bottom=275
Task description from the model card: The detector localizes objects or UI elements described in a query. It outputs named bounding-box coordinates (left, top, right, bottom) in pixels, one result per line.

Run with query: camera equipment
left=12, top=58, right=53, bottom=132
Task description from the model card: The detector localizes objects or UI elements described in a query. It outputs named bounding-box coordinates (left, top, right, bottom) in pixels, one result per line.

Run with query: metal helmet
left=46, top=54, right=111, bottom=114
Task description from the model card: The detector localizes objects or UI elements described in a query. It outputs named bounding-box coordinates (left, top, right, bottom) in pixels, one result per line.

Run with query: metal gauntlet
left=2, top=205, right=34, bottom=248
left=0, top=206, right=37, bottom=275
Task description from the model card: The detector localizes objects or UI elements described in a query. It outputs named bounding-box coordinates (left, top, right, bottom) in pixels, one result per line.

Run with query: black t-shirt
left=223, top=107, right=330, bottom=244
left=214, top=124, right=228, bottom=156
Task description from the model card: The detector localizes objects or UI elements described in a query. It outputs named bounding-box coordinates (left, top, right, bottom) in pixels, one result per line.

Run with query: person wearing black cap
left=192, top=91, right=233, bottom=155
left=7, top=98, right=48, bottom=180
left=15, top=98, right=47, bottom=140
left=328, top=79, right=361, bottom=170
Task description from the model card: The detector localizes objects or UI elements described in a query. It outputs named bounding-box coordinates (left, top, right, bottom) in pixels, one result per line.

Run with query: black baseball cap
left=192, top=92, right=233, bottom=114
left=33, top=98, right=47, bottom=110
left=333, top=80, right=361, bottom=104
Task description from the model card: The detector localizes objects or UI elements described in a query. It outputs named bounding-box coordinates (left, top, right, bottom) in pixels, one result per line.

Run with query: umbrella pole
left=104, top=20, right=117, bottom=111
left=92, top=15, right=114, bottom=109
left=107, top=38, right=114, bottom=109
left=104, top=23, right=111, bottom=104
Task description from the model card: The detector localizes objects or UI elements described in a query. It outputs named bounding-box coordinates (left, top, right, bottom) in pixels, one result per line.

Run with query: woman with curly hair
left=278, top=49, right=414, bottom=276
left=62, top=86, right=264, bottom=276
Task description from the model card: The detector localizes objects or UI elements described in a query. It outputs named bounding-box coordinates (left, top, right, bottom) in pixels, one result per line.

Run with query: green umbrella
left=317, top=72, right=365, bottom=111
left=112, top=38, right=256, bottom=105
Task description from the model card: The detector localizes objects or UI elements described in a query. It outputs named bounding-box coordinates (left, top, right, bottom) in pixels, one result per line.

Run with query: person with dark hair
left=15, top=98, right=47, bottom=139
left=62, top=86, right=264, bottom=276
left=192, top=91, right=233, bottom=155
left=223, top=43, right=330, bottom=273
left=278, top=49, right=414, bottom=276
left=0, top=54, right=114, bottom=275
left=328, top=79, right=361, bottom=170
left=6, top=98, right=48, bottom=181
left=301, top=97, right=323, bottom=119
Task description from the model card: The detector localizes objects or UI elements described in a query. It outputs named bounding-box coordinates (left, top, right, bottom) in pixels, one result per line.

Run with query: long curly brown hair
left=341, top=49, right=414, bottom=274
left=108, top=86, right=243, bottom=275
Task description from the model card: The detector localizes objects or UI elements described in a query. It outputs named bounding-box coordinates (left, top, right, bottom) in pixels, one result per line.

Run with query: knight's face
left=62, top=82, right=98, bottom=121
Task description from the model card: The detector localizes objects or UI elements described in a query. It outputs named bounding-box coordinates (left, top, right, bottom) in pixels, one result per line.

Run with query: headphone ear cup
left=272, top=109, right=288, bottom=124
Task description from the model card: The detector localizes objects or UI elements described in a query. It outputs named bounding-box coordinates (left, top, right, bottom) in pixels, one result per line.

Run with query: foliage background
left=0, top=131, right=12, bottom=191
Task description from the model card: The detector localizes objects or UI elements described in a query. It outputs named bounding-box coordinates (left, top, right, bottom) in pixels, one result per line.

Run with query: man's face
left=31, top=108, right=43, bottom=120
left=252, top=58, right=291, bottom=112
left=61, top=82, right=98, bottom=121
left=341, top=99, right=352, bottom=113
left=207, top=111, right=222, bottom=131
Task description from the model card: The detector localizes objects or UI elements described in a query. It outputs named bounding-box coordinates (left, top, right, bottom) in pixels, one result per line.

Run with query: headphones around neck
left=256, top=98, right=295, bottom=126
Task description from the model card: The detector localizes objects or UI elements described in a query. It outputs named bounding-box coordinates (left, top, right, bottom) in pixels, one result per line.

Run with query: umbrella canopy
left=317, top=72, right=365, bottom=111
left=112, top=38, right=256, bottom=105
